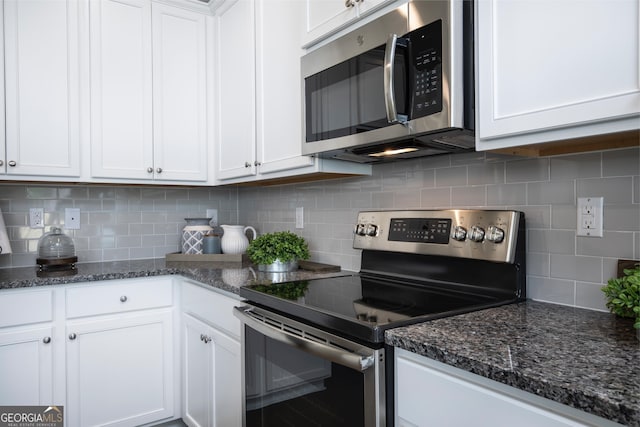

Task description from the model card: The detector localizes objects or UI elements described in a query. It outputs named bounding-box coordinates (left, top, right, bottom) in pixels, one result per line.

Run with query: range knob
left=486, top=225, right=505, bottom=243
left=452, top=226, right=467, bottom=241
left=364, top=224, right=378, bottom=236
left=468, top=226, right=485, bottom=242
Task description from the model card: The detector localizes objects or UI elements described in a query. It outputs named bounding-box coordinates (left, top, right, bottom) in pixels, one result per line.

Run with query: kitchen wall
left=238, top=147, right=640, bottom=312
left=0, top=146, right=638, bottom=312
left=0, top=184, right=239, bottom=268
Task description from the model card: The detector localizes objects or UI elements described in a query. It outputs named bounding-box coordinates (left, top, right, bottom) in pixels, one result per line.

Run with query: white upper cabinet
left=302, top=0, right=394, bottom=47
left=90, top=0, right=154, bottom=180
left=475, top=0, right=640, bottom=151
left=215, top=0, right=371, bottom=184
left=152, top=4, right=208, bottom=182
left=2, top=0, right=81, bottom=178
left=215, top=0, right=257, bottom=181
left=255, top=0, right=313, bottom=175
left=90, top=0, right=208, bottom=183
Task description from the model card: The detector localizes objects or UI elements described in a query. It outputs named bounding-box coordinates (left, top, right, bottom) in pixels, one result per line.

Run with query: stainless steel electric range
left=235, top=210, right=526, bottom=427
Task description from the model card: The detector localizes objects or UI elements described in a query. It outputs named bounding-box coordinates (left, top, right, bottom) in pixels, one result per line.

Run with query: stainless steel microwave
left=301, top=0, right=474, bottom=163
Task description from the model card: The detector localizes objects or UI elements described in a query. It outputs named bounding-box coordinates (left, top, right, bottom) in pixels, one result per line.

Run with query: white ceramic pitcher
left=220, top=225, right=257, bottom=254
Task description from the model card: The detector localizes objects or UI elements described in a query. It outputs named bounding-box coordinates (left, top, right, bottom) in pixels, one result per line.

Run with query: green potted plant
left=602, top=265, right=640, bottom=339
left=246, top=231, right=310, bottom=272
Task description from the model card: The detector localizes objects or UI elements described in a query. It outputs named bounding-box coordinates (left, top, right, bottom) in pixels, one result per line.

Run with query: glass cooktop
left=240, top=274, right=505, bottom=345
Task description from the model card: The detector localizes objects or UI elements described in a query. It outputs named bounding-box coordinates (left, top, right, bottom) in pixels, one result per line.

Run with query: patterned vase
left=182, top=218, right=213, bottom=255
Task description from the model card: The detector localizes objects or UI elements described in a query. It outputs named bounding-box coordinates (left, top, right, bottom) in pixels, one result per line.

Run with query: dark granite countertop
left=0, top=258, right=352, bottom=295
left=386, top=301, right=640, bottom=426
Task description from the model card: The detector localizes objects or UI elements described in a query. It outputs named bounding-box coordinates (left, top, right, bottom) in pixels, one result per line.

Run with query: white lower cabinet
left=0, top=288, right=59, bottom=406
left=0, top=325, right=55, bottom=405
left=182, top=313, right=241, bottom=427
left=64, top=277, right=176, bottom=427
left=395, top=348, right=621, bottom=427
left=66, top=310, right=174, bottom=427
left=0, top=277, right=247, bottom=427
left=181, top=282, right=242, bottom=427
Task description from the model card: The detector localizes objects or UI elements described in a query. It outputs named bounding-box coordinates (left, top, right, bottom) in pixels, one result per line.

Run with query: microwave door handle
left=384, top=34, right=408, bottom=125
left=234, top=306, right=375, bottom=372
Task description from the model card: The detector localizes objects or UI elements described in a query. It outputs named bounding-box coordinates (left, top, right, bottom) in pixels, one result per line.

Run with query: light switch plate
left=206, top=209, right=218, bottom=226
left=577, top=197, right=603, bottom=237
left=296, top=207, right=304, bottom=229
left=65, top=208, right=81, bottom=230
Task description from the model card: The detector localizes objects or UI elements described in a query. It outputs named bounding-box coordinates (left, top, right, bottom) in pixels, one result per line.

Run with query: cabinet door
left=476, top=0, right=640, bottom=150
left=396, top=349, right=607, bottom=427
left=183, top=314, right=213, bottom=427
left=152, top=4, right=208, bottom=182
left=90, top=0, right=154, bottom=180
left=0, top=326, right=54, bottom=405
left=3, top=0, right=81, bottom=177
left=66, top=310, right=174, bottom=427
left=303, top=0, right=358, bottom=46
left=182, top=313, right=241, bottom=427
left=215, top=0, right=257, bottom=180
left=255, top=0, right=314, bottom=175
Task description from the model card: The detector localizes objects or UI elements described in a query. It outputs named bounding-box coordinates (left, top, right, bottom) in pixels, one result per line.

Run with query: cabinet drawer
left=66, top=278, right=173, bottom=319
left=181, top=282, right=242, bottom=338
left=0, top=289, right=53, bottom=328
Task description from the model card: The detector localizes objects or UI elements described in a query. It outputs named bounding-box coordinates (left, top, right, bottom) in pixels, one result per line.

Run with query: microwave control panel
left=409, top=19, right=442, bottom=119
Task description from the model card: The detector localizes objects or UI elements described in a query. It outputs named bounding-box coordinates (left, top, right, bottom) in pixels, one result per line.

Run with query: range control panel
left=388, top=218, right=451, bottom=244
left=353, top=210, right=523, bottom=263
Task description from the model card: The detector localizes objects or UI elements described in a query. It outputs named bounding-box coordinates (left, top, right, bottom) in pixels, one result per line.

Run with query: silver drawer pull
left=43, top=336, right=51, bottom=344
left=69, top=333, right=77, bottom=340
left=120, top=295, right=127, bottom=303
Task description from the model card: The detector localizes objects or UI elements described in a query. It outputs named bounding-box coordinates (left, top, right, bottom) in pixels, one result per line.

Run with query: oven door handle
left=234, top=306, right=375, bottom=372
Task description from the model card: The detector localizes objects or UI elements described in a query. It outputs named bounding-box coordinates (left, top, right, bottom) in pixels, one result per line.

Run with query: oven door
left=234, top=305, right=385, bottom=427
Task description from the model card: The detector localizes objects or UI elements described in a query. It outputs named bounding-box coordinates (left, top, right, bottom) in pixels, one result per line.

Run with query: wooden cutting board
left=298, top=260, right=341, bottom=272
left=617, top=259, right=639, bottom=277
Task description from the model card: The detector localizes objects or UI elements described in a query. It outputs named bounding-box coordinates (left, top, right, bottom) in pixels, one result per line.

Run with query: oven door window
left=304, top=44, right=408, bottom=143
left=245, top=326, right=365, bottom=427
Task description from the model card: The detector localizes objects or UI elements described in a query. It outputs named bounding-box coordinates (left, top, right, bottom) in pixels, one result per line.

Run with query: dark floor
left=153, top=419, right=188, bottom=427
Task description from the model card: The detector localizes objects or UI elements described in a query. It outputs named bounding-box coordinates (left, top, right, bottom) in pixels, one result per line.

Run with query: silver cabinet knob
left=120, top=295, right=127, bottom=302
left=345, top=0, right=355, bottom=7
left=147, top=167, right=153, bottom=173
left=0, top=160, right=3, bottom=166
left=43, top=336, right=51, bottom=344
left=200, top=334, right=205, bottom=342
left=8, top=160, right=16, bottom=167
left=156, top=167, right=162, bottom=173
left=254, top=160, right=261, bottom=167
left=203, top=335, right=211, bottom=344
left=69, top=333, right=77, bottom=340
left=244, top=162, right=251, bottom=168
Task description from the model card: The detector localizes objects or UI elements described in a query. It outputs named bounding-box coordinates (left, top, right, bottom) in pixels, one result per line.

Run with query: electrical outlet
left=206, top=209, right=218, bottom=226
left=296, top=207, right=304, bottom=229
left=65, top=208, right=81, bottom=230
left=577, top=197, right=603, bottom=237
left=29, top=208, right=44, bottom=228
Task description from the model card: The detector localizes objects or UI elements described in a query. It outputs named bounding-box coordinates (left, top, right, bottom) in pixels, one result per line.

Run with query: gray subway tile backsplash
left=1, top=147, right=639, bottom=314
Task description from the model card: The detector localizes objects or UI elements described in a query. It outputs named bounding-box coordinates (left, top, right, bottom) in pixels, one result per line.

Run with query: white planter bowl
left=257, top=259, right=298, bottom=272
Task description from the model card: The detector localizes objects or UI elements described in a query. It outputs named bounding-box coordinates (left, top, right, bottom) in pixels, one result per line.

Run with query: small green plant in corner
left=246, top=231, right=310, bottom=265
left=602, top=265, right=640, bottom=329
